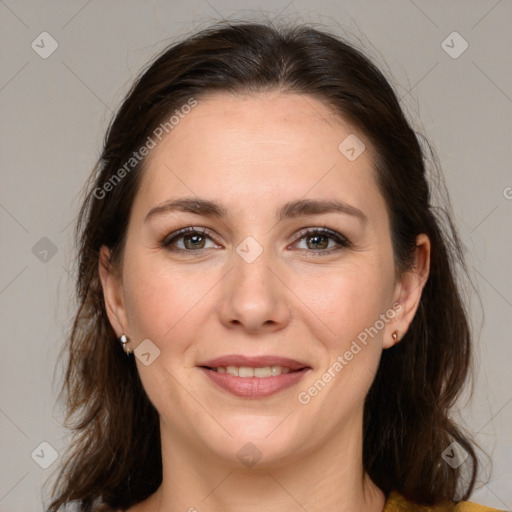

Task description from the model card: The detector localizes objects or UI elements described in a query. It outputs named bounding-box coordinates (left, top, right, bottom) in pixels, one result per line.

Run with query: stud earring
left=392, top=330, right=400, bottom=344
left=119, top=334, right=132, bottom=355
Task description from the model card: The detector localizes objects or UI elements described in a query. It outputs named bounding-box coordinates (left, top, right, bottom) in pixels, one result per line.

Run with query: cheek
left=293, top=259, right=394, bottom=350
left=121, top=250, right=217, bottom=346
left=294, top=266, right=393, bottom=418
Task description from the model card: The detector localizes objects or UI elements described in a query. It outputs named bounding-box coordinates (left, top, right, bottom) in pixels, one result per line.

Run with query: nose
left=218, top=248, right=291, bottom=334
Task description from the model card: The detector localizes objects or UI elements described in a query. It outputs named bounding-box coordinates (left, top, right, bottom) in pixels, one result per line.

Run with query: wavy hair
left=46, top=21, right=478, bottom=511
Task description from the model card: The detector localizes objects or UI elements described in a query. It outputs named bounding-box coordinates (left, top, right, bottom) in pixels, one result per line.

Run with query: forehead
left=147, top=91, right=354, bottom=166
left=135, top=91, right=383, bottom=220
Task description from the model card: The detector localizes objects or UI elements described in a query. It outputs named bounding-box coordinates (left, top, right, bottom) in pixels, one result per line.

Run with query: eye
left=291, top=227, right=351, bottom=255
left=161, top=227, right=220, bottom=252
left=161, top=226, right=351, bottom=255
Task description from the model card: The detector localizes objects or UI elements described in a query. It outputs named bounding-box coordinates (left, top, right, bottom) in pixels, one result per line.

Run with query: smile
left=210, top=365, right=291, bottom=377
left=198, top=355, right=311, bottom=398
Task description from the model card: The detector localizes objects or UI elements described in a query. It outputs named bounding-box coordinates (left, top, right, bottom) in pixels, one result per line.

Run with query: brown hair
left=46, top=21, right=478, bottom=511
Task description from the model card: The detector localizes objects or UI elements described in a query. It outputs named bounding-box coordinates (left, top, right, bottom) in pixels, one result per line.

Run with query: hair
left=46, top=20, right=479, bottom=511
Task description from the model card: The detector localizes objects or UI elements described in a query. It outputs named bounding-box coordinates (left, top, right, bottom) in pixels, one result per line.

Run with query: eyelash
left=160, top=226, right=352, bottom=256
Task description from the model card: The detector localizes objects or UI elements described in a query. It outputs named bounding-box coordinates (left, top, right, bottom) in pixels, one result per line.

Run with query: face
left=100, top=91, right=428, bottom=468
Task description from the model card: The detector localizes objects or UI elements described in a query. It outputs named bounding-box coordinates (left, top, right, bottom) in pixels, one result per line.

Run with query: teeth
left=215, top=365, right=293, bottom=378
left=254, top=366, right=271, bottom=378
left=272, top=365, right=290, bottom=376
left=238, top=366, right=254, bottom=378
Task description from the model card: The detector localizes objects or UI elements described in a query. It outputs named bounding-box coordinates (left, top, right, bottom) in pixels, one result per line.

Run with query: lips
left=198, top=354, right=309, bottom=371
left=197, top=354, right=311, bottom=398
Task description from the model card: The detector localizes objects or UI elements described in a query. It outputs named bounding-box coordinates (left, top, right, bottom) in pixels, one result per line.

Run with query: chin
left=202, top=415, right=312, bottom=469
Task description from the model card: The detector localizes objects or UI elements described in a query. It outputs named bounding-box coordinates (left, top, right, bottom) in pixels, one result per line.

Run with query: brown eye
left=292, top=228, right=351, bottom=255
left=162, top=227, right=220, bottom=252
left=182, top=233, right=206, bottom=250
left=305, top=234, right=330, bottom=250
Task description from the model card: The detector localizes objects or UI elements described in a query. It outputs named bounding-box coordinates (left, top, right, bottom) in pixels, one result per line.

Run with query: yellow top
left=384, top=491, right=504, bottom=511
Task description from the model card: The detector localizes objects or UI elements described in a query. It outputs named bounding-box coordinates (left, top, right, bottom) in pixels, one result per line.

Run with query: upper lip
left=198, top=354, right=309, bottom=371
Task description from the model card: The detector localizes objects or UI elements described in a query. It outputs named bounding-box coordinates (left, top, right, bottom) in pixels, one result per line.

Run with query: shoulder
left=384, top=491, right=504, bottom=512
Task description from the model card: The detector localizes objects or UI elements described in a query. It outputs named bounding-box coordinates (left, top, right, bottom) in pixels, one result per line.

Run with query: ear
left=383, top=233, right=431, bottom=349
left=98, top=245, right=129, bottom=338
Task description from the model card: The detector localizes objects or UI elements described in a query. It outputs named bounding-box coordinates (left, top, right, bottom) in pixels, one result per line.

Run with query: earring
left=119, top=334, right=132, bottom=355
left=392, top=330, right=400, bottom=344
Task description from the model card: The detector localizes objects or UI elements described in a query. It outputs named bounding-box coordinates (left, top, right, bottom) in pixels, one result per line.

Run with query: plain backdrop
left=0, top=1, right=511, bottom=510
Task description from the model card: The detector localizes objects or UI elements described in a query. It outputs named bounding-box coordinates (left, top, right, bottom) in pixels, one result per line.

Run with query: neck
left=142, top=414, right=385, bottom=512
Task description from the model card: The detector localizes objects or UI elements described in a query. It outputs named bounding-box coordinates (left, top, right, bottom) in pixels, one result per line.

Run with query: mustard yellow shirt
left=384, top=491, right=504, bottom=511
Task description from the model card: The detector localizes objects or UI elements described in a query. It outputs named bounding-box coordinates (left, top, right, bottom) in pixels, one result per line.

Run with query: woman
left=46, top=21, right=501, bottom=512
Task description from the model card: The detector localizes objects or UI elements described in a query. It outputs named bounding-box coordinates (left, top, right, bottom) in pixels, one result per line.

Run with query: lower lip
left=200, top=367, right=310, bottom=398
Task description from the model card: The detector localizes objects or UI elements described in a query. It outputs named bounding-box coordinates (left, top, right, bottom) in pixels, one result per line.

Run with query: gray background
left=1, top=1, right=511, bottom=510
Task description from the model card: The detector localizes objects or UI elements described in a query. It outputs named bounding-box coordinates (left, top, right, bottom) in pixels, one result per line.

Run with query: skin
left=99, top=91, right=430, bottom=512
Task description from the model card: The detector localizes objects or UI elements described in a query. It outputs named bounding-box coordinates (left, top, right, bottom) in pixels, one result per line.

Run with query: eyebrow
left=145, top=197, right=368, bottom=224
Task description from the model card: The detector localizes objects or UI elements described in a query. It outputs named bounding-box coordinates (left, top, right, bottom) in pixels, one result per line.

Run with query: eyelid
left=293, top=226, right=351, bottom=245
left=161, top=226, right=220, bottom=248
left=161, top=225, right=352, bottom=253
